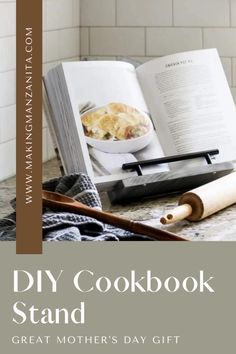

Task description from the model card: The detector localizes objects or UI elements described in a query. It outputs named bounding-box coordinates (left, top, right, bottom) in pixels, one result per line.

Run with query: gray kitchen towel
left=0, top=174, right=151, bottom=241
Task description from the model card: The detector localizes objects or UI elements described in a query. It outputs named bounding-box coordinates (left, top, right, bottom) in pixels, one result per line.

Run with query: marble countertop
left=1, top=158, right=235, bottom=241
left=101, top=192, right=236, bottom=241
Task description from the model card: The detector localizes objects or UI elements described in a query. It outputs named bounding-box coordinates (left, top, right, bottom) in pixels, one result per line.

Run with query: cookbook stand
left=108, top=149, right=234, bottom=203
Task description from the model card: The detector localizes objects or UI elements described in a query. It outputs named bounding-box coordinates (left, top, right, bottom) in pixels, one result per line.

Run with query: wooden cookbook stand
left=108, top=149, right=234, bottom=204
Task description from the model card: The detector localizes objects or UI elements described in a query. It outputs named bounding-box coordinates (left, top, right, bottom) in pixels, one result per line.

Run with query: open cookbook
left=43, top=49, right=236, bottom=190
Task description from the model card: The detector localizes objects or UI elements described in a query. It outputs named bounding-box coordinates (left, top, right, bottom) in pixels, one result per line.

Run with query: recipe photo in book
left=43, top=49, right=236, bottom=189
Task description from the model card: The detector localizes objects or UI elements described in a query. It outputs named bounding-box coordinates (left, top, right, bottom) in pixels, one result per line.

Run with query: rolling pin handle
left=160, top=204, right=193, bottom=225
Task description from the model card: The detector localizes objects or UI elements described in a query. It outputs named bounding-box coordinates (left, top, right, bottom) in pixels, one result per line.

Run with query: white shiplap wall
left=0, top=0, right=80, bottom=181
left=80, top=0, right=236, bottom=104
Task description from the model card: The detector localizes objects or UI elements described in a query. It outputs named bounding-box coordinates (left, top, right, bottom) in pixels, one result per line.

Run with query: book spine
left=42, top=81, right=65, bottom=176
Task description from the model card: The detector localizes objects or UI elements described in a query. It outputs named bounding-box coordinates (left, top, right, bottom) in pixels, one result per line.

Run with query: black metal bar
left=122, top=149, right=219, bottom=173
left=136, top=165, right=143, bottom=176
left=205, top=154, right=212, bottom=165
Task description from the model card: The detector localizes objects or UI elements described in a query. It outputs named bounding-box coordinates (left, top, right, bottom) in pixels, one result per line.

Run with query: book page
left=63, top=61, right=147, bottom=111
left=61, top=61, right=168, bottom=184
left=137, top=49, right=236, bottom=166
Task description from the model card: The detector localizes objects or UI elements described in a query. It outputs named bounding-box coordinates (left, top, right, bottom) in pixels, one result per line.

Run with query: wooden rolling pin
left=160, top=172, right=236, bottom=224
left=42, top=191, right=187, bottom=241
